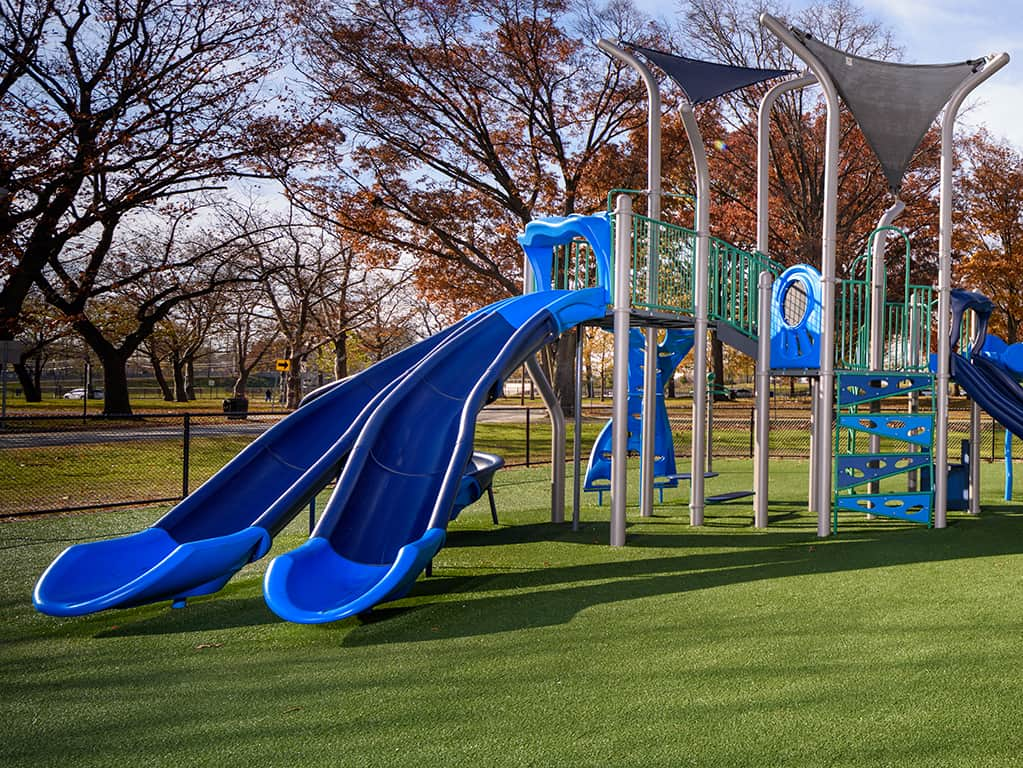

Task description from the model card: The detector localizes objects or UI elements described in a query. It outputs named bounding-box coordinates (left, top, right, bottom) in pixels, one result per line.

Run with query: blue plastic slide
left=263, top=287, right=608, bottom=623
left=947, top=288, right=1023, bottom=440
left=32, top=314, right=497, bottom=617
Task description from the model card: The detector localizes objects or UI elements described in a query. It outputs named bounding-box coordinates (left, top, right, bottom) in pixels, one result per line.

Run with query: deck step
left=705, top=490, right=754, bottom=504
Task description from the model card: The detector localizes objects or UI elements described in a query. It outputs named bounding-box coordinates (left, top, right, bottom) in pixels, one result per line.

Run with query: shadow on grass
left=82, top=504, right=1023, bottom=642
left=340, top=507, right=1023, bottom=646
left=93, top=595, right=279, bottom=638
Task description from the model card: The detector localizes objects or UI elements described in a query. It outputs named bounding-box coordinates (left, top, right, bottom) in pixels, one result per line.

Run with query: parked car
left=63, top=388, right=103, bottom=399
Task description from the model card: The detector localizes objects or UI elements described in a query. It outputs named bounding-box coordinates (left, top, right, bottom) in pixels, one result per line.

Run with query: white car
left=63, top=388, right=103, bottom=399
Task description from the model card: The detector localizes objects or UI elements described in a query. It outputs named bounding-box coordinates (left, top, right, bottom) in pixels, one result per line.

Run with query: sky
left=636, top=0, right=1023, bottom=147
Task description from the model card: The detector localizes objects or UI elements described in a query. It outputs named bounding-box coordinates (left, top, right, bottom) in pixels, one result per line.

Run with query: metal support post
left=761, top=13, right=840, bottom=538
left=935, top=52, right=1009, bottom=529
left=754, top=272, right=773, bottom=528
left=808, top=377, right=818, bottom=516
left=596, top=39, right=663, bottom=520
left=573, top=325, right=584, bottom=531
left=611, top=193, right=633, bottom=547
left=525, top=356, right=565, bottom=524
left=522, top=242, right=566, bottom=524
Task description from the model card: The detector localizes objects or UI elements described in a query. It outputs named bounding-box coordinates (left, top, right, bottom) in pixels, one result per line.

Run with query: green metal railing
left=709, top=236, right=782, bottom=341
left=835, top=227, right=934, bottom=371
left=605, top=211, right=780, bottom=341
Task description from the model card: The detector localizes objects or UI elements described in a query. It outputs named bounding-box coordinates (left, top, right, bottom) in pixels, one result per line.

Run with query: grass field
left=4, top=459, right=1023, bottom=767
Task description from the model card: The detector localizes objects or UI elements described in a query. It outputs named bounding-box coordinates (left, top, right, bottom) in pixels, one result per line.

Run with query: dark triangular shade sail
left=796, top=29, right=981, bottom=191
left=625, top=42, right=795, bottom=105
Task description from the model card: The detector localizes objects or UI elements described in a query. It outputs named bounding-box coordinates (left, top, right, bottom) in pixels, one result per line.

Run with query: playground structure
left=32, top=16, right=1015, bottom=623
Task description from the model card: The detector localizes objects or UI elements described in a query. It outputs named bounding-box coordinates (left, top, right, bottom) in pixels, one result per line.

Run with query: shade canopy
left=796, top=29, right=981, bottom=191
left=625, top=42, right=795, bottom=105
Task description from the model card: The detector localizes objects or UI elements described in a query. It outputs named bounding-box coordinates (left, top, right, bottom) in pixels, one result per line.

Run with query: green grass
left=4, top=459, right=1023, bottom=766
left=1, top=438, right=254, bottom=513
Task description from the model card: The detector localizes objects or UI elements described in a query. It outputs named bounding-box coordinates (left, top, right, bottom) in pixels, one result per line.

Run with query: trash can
left=222, top=396, right=249, bottom=420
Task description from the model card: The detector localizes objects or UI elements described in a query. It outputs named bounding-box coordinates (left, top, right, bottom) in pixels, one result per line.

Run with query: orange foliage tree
left=954, top=131, right=1023, bottom=343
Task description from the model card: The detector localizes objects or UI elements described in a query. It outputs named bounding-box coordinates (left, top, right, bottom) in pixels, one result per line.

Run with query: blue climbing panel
left=833, top=370, right=935, bottom=531
left=836, top=372, right=933, bottom=407
left=834, top=492, right=933, bottom=525
left=835, top=452, right=933, bottom=491
left=835, top=413, right=934, bottom=448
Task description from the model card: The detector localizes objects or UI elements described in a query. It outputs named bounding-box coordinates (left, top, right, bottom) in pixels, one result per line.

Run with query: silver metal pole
left=808, top=377, right=818, bottom=516
left=908, top=295, right=921, bottom=492
left=761, top=13, right=840, bottom=538
left=522, top=240, right=566, bottom=524
left=869, top=200, right=906, bottom=368
left=611, top=193, right=633, bottom=546
left=969, top=311, right=981, bottom=515
left=754, top=74, right=813, bottom=529
left=754, top=271, right=773, bottom=527
left=868, top=199, right=906, bottom=503
left=525, top=357, right=565, bottom=525
left=597, top=39, right=662, bottom=519
left=573, top=324, right=584, bottom=530
left=757, top=74, right=816, bottom=254
left=935, top=52, right=1009, bottom=529
left=676, top=104, right=712, bottom=528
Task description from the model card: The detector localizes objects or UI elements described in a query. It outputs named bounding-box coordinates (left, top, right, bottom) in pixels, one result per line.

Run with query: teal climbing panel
left=833, top=370, right=935, bottom=532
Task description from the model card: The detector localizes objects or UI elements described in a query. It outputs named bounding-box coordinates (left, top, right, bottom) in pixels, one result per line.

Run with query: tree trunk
left=13, top=361, right=41, bottom=402
left=148, top=351, right=174, bottom=401
left=232, top=371, right=249, bottom=399
left=286, top=357, right=302, bottom=409
left=171, top=353, right=189, bottom=402
left=334, top=329, right=348, bottom=380
left=97, top=348, right=132, bottom=415
left=185, top=358, right=196, bottom=401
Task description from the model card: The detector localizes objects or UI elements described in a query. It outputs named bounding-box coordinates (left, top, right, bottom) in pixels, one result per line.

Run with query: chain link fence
left=0, top=399, right=1010, bottom=517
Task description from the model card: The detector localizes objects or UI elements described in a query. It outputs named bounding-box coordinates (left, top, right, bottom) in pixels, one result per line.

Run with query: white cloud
left=962, top=78, right=1023, bottom=149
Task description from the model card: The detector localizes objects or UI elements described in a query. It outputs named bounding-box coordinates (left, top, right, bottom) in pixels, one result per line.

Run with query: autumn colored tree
left=35, top=204, right=277, bottom=412
left=954, top=131, right=1023, bottom=343
left=0, top=0, right=312, bottom=411
left=286, top=0, right=664, bottom=411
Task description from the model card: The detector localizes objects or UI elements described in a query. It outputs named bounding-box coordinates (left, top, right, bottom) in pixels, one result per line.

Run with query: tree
left=0, top=0, right=297, bottom=358
left=954, top=131, right=1023, bottom=343
left=677, top=0, right=910, bottom=269
left=287, top=0, right=663, bottom=411
left=10, top=288, right=70, bottom=400
left=35, top=203, right=277, bottom=413
left=219, top=283, right=279, bottom=399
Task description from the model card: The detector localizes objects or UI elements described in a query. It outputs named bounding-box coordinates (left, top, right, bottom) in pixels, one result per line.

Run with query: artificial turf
left=3, top=459, right=1023, bottom=767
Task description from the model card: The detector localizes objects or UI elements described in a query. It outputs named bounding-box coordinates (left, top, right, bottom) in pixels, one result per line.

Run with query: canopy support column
left=597, top=39, right=662, bottom=519
left=761, top=14, right=840, bottom=537
left=935, top=53, right=1009, bottom=528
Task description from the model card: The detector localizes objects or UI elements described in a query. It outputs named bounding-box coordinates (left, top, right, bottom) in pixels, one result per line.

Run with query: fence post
left=525, top=407, right=531, bottom=467
left=749, top=407, right=755, bottom=458
left=182, top=413, right=190, bottom=498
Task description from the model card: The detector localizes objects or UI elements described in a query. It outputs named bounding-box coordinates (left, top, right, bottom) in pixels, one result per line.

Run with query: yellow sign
left=275, top=359, right=291, bottom=372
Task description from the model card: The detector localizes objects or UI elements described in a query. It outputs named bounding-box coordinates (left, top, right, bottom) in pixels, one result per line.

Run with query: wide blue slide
left=32, top=315, right=491, bottom=616
left=948, top=288, right=1023, bottom=439
left=263, top=214, right=612, bottom=622
left=35, top=213, right=611, bottom=622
